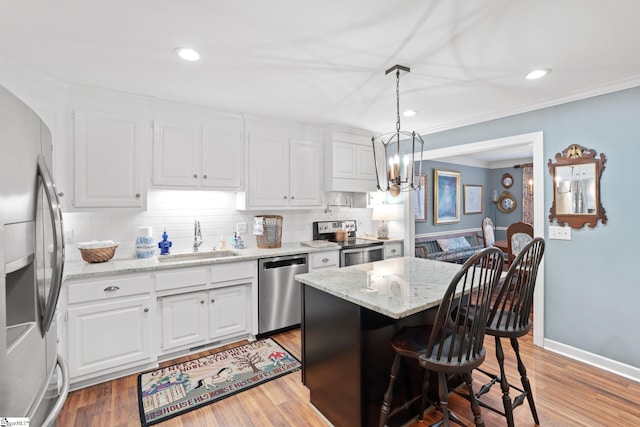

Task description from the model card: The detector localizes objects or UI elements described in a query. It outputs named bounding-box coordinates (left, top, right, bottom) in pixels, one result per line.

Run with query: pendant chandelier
left=371, top=65, right=424, bottom=197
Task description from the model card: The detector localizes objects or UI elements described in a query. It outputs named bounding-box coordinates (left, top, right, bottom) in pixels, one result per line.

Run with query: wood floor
left=58, top=328, right=640, bottom=427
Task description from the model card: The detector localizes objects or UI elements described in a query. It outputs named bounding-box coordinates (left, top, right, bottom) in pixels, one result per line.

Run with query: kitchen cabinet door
left=73, top=109, right=146, bottom=208
left=152, top=120, right=200, bottom=187
left=67, top=295, right=153, bottom=379
left=160, top=291, right=209, bottom=351
left=246, top=134, right=290, bottom=207
left=289, top=139, right=323, bottom=206
left=209, top=284, right=249, bottom=340
left=324, top=126, right=378, bottom=192
left=202, top=117, right=243, bottom=190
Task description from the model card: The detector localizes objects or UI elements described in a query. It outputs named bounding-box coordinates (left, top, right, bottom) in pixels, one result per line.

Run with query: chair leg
left=437, top=372, right=451, bottom=427
left=463, top=371, right=485, bottom=427
left=511, top=337, right=540, bottom=425
left=379, top=353, right=401, bottom=427
left=419, top=368, right=430, bottom=421
left=495, top=336, right=516, bottom=427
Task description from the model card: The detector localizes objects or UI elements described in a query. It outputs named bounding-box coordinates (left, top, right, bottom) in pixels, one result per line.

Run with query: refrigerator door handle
left=41, top=354, right=70, bottom=427
left=37, top=155, right=65, bottom=336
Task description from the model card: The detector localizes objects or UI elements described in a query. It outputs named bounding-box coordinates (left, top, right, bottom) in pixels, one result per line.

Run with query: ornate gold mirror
left=548, top=144, right=607, bottom=228
left=496, top=191, right=517, bottom=213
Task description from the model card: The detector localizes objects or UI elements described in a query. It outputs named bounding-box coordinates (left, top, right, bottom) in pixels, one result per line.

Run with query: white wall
left=63, top=190, right=374, bottom=261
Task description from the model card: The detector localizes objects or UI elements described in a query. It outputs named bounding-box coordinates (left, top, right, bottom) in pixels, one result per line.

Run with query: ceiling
left=2, top=1, right=640, bottom=159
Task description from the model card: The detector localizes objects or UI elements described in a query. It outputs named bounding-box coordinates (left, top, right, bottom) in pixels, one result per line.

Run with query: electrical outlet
left=549, top=225, right=571, bottom=240
left=236, top=223, right=247, bottom=234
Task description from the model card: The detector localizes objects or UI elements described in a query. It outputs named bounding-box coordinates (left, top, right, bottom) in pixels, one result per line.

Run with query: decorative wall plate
left=501, top=173, right=513, bottom=189
left=497, top=191, right=517, bottom=213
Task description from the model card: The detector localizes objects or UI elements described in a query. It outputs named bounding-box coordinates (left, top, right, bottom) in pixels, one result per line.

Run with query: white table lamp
left=372, top=204, right=397, bottom=240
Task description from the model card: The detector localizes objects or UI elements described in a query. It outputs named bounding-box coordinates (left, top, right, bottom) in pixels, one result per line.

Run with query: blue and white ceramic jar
left=135, top=226, right=156, bottom=258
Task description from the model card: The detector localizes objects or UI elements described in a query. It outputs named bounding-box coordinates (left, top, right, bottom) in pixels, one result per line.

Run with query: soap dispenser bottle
left=219, top=235, right=227, bottom=250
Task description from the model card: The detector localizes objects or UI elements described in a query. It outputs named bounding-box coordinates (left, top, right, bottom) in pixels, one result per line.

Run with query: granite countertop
left=295, top=257, right=463, bottom=319
left=64, top=242, right=339, bottom=281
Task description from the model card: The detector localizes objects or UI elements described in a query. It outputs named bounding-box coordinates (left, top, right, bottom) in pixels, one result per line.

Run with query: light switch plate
left=549, top=225, right=571, bottom=240
left=236, top=223, right=247, bottom=234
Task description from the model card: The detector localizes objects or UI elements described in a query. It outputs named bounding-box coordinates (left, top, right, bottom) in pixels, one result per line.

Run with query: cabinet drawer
left=211, top=261, right=256, bottom=284
left=155, top=266, right=209, bottom=291
left=309, top=251, right=339, bottom=270
left=67, top=274, right=153, bottom=304
left=384, top=243, right=403, bottom=259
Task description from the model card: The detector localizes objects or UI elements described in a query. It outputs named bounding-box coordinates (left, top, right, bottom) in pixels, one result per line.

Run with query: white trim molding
left=545, top=339, right=640, bottom=384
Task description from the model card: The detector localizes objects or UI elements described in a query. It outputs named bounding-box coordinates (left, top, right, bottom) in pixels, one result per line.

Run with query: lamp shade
left=372, top=204, right=400, bottom=221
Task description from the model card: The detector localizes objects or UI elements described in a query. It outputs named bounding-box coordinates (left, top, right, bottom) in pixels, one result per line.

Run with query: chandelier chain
left=395, top=70, right=401, bottom=133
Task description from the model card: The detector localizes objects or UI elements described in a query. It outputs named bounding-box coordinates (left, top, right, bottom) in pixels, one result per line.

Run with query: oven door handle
left=341, top=245, right=383, bottom=255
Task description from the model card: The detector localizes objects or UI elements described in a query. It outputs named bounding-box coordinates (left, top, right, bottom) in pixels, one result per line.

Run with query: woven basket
left=255, top=215, right=283, bottom=248
left=79, top=246, right=118, bottom=263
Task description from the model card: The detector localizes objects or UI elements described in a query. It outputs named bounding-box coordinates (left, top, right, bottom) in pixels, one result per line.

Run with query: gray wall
left=419, top=86, right=640, bottom=368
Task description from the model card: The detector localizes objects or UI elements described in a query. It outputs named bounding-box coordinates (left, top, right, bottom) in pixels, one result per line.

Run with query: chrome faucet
left=193, top=220, right=203, bottom=251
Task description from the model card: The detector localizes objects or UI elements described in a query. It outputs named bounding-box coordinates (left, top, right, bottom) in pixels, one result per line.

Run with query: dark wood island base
left=302, top=284, right=438, bottom=427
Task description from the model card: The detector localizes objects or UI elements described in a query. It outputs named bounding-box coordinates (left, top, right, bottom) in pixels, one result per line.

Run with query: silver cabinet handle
left=391, top=249, right=397, bottom=253
left=211, top=298, right=215, bottom=303
left=104, top=286, right=120, bottom=292
left=57, top=192, right=64, bottom=197
left=144, top=308, right=149, bottom=313
left=200, top=300, right=205, bottom=304
left=203, top=174, right=208, bottom=179
left=283, top=195, right=287, bottom=199
left=194, top=173, right=198, bottom=178
left=291, top=196, right=295, bottom=199
left=135, top=193, right=141, bottom=198
left=322, top=258, right=329, bottom=263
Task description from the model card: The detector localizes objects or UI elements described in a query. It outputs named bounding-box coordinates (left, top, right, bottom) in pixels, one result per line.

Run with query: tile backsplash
left=63, top=190, right=375, bottom=261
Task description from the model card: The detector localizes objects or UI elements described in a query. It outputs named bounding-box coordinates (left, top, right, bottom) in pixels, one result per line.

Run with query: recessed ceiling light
left=525, top=68, right=551, bottom=80
left=175, top=47, right=200, bottom=61
left=403, top=110, right=417, bottom=117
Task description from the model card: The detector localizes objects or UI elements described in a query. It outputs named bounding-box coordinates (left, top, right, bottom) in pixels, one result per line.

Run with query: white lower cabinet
left=384, top=242, right=403, bottom=259
left=308, top=250, right=340, bottom=272
left=156, top=261, right=256, bottom=355
left=160, top=291, right=209, bottom=351
left=66, top=274, right=154, bottom=382
left=209, top=285, right=249, bottom=340
left=63, top=260, right=257, bottom=386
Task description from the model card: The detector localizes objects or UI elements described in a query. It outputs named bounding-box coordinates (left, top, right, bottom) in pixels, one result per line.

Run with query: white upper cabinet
left=324, top=126, right=378, bottom=192
left=152, top=120, right=200, bottom=186
left=73, top=109, right=147, bottom=209
left=152, top=113, right=243, bottom=190
left=150, top=101, right=243, bottom=191
left=238, top=118, right=323, bottom=210
left=202, top=116, right=243, bottom=189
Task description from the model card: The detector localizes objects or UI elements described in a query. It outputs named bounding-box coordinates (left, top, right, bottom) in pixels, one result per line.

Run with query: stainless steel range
left=312, top=220, right=384, bottom=267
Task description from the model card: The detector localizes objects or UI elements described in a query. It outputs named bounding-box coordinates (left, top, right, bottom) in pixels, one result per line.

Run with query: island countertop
left=295, top=256, right=463, bottom=319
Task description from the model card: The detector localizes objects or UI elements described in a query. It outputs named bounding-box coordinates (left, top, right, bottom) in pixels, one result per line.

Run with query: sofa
left=415, top=231, right=484, bottom=264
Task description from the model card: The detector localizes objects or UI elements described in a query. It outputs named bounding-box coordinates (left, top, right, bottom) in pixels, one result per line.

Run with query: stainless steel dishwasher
left=258, top=254, right=308, bottom=335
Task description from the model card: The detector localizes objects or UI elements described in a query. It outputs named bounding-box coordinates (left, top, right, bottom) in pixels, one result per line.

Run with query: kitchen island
left=295, top=257, right=464, bottom=427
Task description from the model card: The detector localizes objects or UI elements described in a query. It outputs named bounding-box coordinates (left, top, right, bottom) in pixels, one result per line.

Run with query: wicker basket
left=79, top=246, right=118, bottom=263
left=255, top=215, right=283, bottom=248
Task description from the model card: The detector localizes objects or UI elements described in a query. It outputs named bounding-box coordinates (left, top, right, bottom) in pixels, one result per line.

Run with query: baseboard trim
left=544, top=338, right=640, bottom=383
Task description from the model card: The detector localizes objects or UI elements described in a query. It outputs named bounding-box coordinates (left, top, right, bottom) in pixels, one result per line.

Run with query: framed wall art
left=463, top=184, right=483, bottom=214
left=434, top=169, right=460, bottom=224
left=414, top=174, right=427, bottom=222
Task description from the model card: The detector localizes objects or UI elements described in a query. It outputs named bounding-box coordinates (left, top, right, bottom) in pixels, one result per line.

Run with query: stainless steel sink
left=157, top=250, right=238, bottom=263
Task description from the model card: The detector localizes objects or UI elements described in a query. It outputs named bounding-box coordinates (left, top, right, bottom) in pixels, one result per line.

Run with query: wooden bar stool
left=464, top=237, right=545, bottom=426
left=379, top=247, right=504, bottom=427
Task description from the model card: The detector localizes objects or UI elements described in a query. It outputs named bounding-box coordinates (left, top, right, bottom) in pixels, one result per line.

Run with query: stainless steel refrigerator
left=0, top=85, right=69, bottom=425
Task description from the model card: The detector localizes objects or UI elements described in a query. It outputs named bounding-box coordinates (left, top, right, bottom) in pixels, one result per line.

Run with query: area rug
left=137, top=338, right=301, bottom=426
